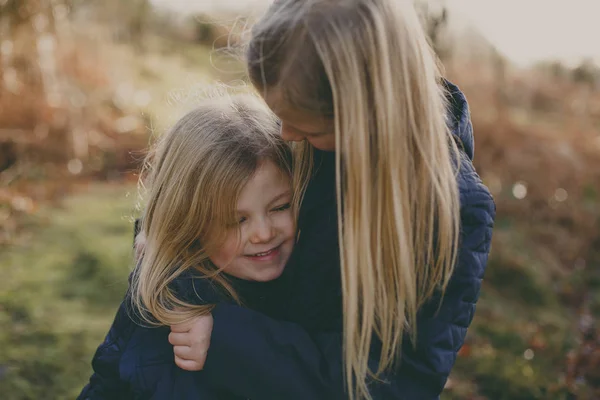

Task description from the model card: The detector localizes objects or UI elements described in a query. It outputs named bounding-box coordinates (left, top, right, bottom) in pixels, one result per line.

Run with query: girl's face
left=263, top=92, right=336, bottom=151
left=209, top=160, right=295, bottom=282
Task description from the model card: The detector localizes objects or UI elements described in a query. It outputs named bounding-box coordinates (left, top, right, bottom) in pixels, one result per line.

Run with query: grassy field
left=0, top=184, right=137, bottom=400
left=449, top=219, right=577, bottom=399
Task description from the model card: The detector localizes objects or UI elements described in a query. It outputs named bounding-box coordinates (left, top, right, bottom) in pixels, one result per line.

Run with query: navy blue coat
left=78, top=81, right=495, bottom=400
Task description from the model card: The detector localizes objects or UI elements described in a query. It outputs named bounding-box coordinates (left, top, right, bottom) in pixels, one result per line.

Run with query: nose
left=249, top=217, right=275, bottom=244
left=280, top=123, right=304, bottom=142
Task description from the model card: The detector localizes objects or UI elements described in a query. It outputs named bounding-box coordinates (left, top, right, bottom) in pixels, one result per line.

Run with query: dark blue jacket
left=78, top=81, right=495, bottom=400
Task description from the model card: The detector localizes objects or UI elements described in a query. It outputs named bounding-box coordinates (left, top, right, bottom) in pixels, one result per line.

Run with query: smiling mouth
left=245, top=244, right=281, bottom=258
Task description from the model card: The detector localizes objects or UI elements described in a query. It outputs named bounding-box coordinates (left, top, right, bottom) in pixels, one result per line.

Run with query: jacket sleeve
left=78, top=221, right=141, bottom=400
left=202, top=182, right=495, bottom=400
left=79, top=220, right=226, bottom=400
left=203, top=304, right=345, bottom=400
left=125, top=323, right=223, bottom=400
left=77, top=301, right=135, bottom=400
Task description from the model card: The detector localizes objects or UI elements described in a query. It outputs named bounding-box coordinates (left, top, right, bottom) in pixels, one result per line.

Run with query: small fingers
left=173, top=345, right=193, bottom=360
left=174, top=355, right=203, bottom=371
left=168, top=332, right=189, bottom=346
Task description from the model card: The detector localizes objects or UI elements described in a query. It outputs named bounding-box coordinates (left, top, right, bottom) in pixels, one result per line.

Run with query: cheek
left=209, top=233, right=243, bottom=268
left=275, top=211, right=296, bottom=237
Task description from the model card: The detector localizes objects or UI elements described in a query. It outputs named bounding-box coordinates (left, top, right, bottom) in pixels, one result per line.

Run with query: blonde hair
left=248, top=0, right=461, bottom=398
left=130, top=93, right=292, bottom=326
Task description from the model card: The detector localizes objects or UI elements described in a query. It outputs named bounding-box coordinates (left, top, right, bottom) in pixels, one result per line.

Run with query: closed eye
left=272, top=203, right=291, bottom=212
left=294, top=128, right=327, bottom=137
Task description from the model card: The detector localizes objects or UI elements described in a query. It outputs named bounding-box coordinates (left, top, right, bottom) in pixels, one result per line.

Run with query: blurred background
left=1, top=0, right=599, bottom=399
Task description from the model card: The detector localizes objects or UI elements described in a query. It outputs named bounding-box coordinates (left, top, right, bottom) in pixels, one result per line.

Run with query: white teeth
left=249, top=247, right=277, bottom=257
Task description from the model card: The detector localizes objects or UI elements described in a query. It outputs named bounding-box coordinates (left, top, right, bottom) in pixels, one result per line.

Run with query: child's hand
left=168, top=314, right=214, bottom=371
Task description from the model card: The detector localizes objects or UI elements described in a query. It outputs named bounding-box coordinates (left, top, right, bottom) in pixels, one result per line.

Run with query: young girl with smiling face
left=79, top=93, right=300, bottom=399
left=209, top=158, right=295, bottom=283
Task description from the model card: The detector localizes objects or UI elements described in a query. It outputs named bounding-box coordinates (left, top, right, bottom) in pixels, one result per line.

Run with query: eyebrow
left=303, top=131, right=327, bottom=137
left=268, top=191, right=292, bottom=206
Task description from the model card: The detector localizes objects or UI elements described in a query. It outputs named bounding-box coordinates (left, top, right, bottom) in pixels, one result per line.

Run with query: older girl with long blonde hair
left=170, top=0, right=495, bottom=399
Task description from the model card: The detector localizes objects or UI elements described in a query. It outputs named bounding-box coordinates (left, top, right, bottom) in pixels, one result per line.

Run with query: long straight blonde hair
left=247, top=1, right=461, bottom=398
left=130, top=93, right=294, bottom=326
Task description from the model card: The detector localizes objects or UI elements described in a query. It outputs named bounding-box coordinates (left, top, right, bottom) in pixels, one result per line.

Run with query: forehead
left=236, top=163, right=291, bottom=209
left=262, top=90, right=332, bottom=132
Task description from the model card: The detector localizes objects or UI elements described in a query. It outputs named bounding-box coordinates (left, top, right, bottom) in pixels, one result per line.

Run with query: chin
left=252, top=265, right=285, bottom=282
left=307, top=137, right=336, bottom=152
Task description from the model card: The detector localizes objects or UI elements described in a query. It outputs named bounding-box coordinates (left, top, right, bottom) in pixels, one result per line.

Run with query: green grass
left=0, top=183, right=138, bottom=400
